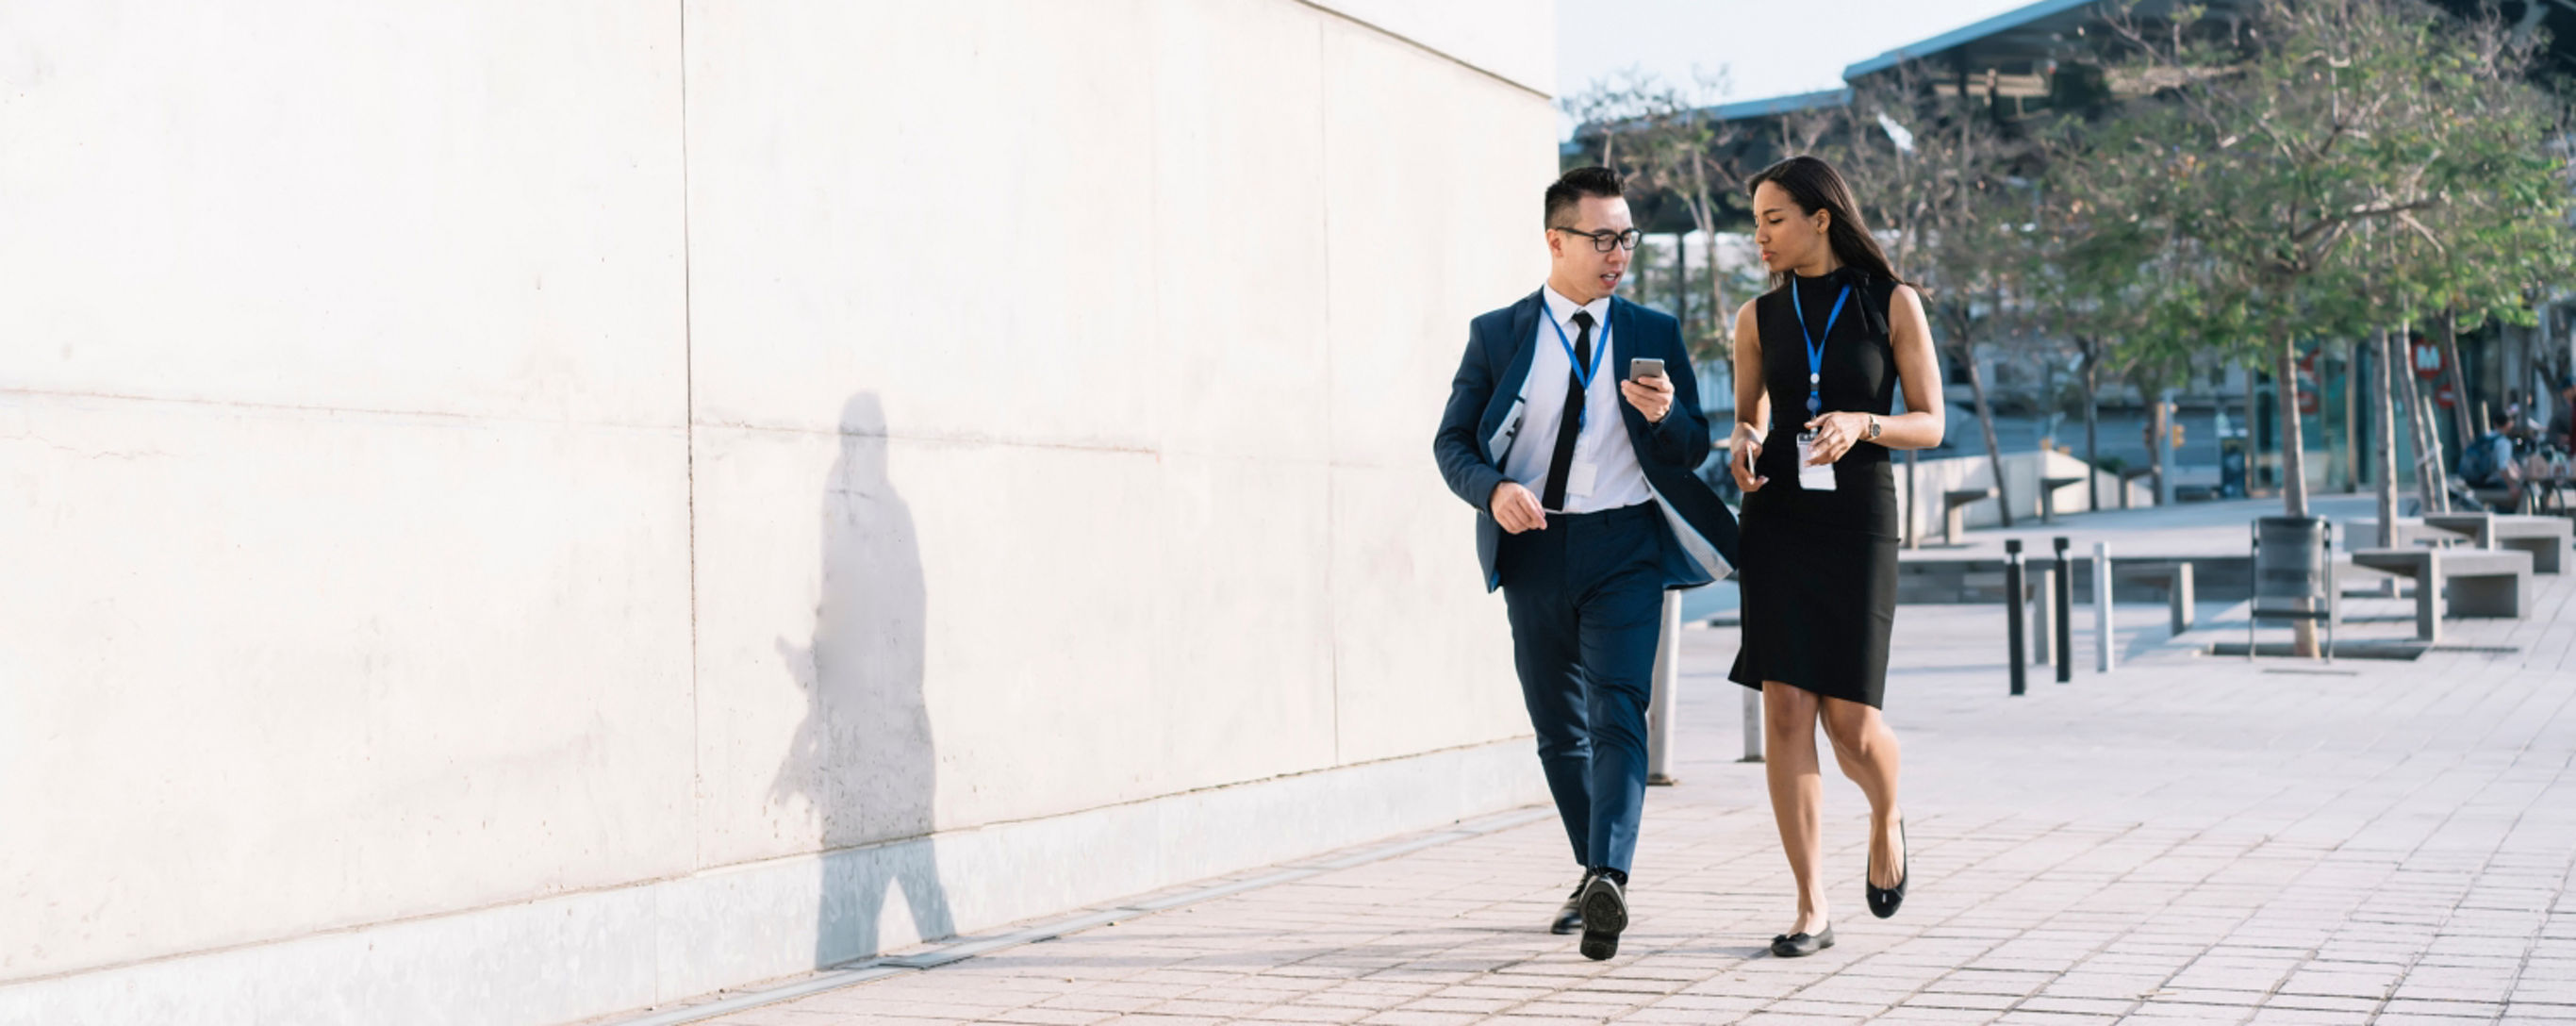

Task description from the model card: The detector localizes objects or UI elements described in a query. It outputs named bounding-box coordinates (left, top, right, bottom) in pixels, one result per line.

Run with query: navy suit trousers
left=1498, top=502, right=1663, bottom=874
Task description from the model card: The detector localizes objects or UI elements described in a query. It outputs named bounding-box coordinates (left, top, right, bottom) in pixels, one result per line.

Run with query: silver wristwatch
left=1866, top=416, right=1882, bottom=440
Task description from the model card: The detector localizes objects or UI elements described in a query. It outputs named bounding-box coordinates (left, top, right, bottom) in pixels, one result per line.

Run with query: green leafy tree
left=1833, top=67, right=2050, bottom=525
left=2072, top=0, right=2548, bottom=522
left=1562, top=70, right=1765, bottom=361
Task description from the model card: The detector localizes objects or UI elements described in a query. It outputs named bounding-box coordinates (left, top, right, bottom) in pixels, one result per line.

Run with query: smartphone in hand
left=1628, top=357, right=1665, bottom=380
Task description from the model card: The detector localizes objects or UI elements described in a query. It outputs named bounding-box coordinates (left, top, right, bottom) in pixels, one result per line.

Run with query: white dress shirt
left=1501, top=286, right=1655, bottom=514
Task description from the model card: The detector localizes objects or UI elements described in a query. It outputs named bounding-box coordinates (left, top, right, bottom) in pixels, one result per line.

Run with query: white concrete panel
left=0, top=738, right=1539, bottom=1026
left=1321, top=19, right=1559, bottom=472
left=1309, top=0, right=1557, bottom=96
left=681, top=0, right=1163, bottom=446
left=1147, top=0, right=1332, bottom=462
left=1329, top=465, right=1527, bottom=764
left=0, top=394, right=695, bottom=981
left=0, top=2, right=686, bottom=424
left=689, top=414, right=1339, bottom=868
left=1315, top=19, right=1552, bottom=763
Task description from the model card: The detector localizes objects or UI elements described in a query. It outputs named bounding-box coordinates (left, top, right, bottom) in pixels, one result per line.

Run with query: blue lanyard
left=1792, top=283, right=1851, bottom=418
left=1544, top=302, right=1612, bottom=429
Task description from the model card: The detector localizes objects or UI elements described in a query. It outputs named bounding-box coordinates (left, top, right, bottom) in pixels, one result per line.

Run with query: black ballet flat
left=1866, top=817, right=1908, bottom=919
left=1770, top=923, right=1835, bottom=957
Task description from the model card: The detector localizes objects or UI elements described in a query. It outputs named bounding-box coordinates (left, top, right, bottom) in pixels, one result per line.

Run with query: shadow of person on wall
left=770, top=392, right=954, bottom=968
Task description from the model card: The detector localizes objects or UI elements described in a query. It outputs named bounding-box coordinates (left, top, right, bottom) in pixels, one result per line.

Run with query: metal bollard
left=2032, top=564, right=2057, bottom=665
left=2053, top=537, right=2073, bottom=684
left=1647, top=591, right=1680, bottom=786
left=2170, top=561, right=2195, bottom=635
left=2094, top=541, right=2115, bottom=672
left=1741, top=688, right=1763, bottom=764
left=2005, top=539, right=2027, bottom=696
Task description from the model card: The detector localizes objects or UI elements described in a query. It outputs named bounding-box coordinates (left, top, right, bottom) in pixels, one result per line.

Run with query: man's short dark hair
left=1545, top=167, right=1624, bottom=229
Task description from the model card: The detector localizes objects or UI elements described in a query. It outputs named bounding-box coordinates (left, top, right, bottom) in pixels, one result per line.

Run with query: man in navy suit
left=1432, top=166, right=1740, bottom=961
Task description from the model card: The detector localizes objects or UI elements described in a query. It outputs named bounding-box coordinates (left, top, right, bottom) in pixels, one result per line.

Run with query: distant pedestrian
left=1432, top=166, right=1741, bottom=961
left=2462, top=407, right=2525, bottom=511
left=1726, top=156, right=1945, bottom=958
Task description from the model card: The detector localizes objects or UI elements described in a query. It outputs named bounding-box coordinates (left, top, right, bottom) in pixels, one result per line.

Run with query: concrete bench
left=2420, top=512, right=2571, bottom=574
left=2119, top=466, right=2156, bottom=509
left=2115, top=560, right=2198, bottom=635
left=2039, top=475, right=2087, bottom=523
left=1940, top=487, right=1997, bottom=545
left=2356, top=518, right=2486, bottom=553
left=2346, top=548, right=2533, bottom=643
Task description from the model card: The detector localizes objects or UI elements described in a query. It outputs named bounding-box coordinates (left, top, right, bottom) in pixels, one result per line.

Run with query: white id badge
left=1565, top=461, right=1599, bottom=498
left=1795, top=431, right=1837, bottom=491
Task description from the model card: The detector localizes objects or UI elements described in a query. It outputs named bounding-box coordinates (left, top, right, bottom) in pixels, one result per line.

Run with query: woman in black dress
left=1726, top=156, right=1944, bottom=958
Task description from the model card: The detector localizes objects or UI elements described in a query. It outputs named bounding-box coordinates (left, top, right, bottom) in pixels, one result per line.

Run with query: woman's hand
left=1730, top=427, right=1768, bottom=491
left=1801, top=411, right=1871, bottom=465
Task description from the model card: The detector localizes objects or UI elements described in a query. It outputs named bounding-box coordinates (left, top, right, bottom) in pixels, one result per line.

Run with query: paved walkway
left=613, top=515, right=2576, bottom=1025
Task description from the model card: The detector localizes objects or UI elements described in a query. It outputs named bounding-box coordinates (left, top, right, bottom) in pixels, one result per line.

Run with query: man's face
left=1547, top=195, right=1634, bottom=303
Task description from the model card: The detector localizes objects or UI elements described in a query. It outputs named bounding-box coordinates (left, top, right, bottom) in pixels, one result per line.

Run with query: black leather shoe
left=1577, top=872, right=1627, bottom=961
left=1550, top=874, right=1590, bottom=935
left=1866, top=818, right=1908, bottom=919
left=1770, top=923, right=1835, bottom=958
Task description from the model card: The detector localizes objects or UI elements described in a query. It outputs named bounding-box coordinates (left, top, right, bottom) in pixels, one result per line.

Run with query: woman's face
left=1752, top=181, right=1830, bottom=273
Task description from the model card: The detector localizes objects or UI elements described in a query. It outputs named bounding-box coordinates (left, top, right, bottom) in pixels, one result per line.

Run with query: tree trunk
left=2440, top=308, right=2472, bottom=452
left=2400, top=337, right=2436, bottom=514
left=1959, top=340, right=2014, bottom=527
left=2274, top=339, right=2310, bottom=517
left=2081, top=342, right=2101, bottom=511
left=2341, top=339, right=2361, bottom=493
left=2271, top=338, right=2318, bottom=656
left=2399, top=321, right=2448, bottom=515
left=1674, top=231, right=1691, bottom=343
left=2154, top=394, right=2174, bottom=507
left=2419, top=373, right=2453, bottom=514
left=1708, top=231, right=1727, bottom=361
left=2245, top=367, right=2262, bottom=497
left=2374, top=328, right=2399, bottom=547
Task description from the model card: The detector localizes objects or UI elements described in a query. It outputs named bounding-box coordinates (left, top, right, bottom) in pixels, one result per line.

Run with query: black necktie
left=1541, top=309, right=1593, bottom=511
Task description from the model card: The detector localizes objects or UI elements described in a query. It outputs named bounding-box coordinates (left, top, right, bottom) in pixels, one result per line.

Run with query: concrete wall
left=0, top=2, right=1556, bottom=1022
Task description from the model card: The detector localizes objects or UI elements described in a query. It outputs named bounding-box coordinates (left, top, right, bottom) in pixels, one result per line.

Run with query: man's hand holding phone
left=1621, top=357, right=1672, bottom=422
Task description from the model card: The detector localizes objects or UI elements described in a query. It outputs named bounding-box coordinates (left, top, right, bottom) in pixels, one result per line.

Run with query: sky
left=1555, top=0, right=2041, bottom=138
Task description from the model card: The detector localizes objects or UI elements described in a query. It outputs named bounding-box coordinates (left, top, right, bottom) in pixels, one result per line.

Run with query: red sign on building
left=2411, top=337, right=2443, bottom=380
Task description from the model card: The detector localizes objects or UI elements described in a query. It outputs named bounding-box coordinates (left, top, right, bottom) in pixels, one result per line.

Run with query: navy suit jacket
left=1432, top=290, right=1742, bottom=592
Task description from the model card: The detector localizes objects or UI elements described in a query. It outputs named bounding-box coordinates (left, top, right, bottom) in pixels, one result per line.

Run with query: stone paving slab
left=603, top=523, right=2576, bottom=1026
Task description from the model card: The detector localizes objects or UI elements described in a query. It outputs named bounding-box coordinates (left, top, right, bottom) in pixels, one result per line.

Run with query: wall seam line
left=1282, top=0, right=1550, bottom=100
left=1318, top=14, right=1341, bottom=770
left=679, top=0, right=703, bottom=894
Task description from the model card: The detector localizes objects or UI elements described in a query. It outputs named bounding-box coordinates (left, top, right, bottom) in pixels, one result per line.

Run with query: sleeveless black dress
left=1727, top=269, right=1902, bottom=708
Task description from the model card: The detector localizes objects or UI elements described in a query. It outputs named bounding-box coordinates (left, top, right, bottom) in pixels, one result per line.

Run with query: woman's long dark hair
left=1747, top=156, right=1907, bottom=297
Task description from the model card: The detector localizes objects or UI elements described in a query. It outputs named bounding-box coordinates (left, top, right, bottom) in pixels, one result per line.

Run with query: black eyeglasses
left=1553, top=226, right=1642, bottom=253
